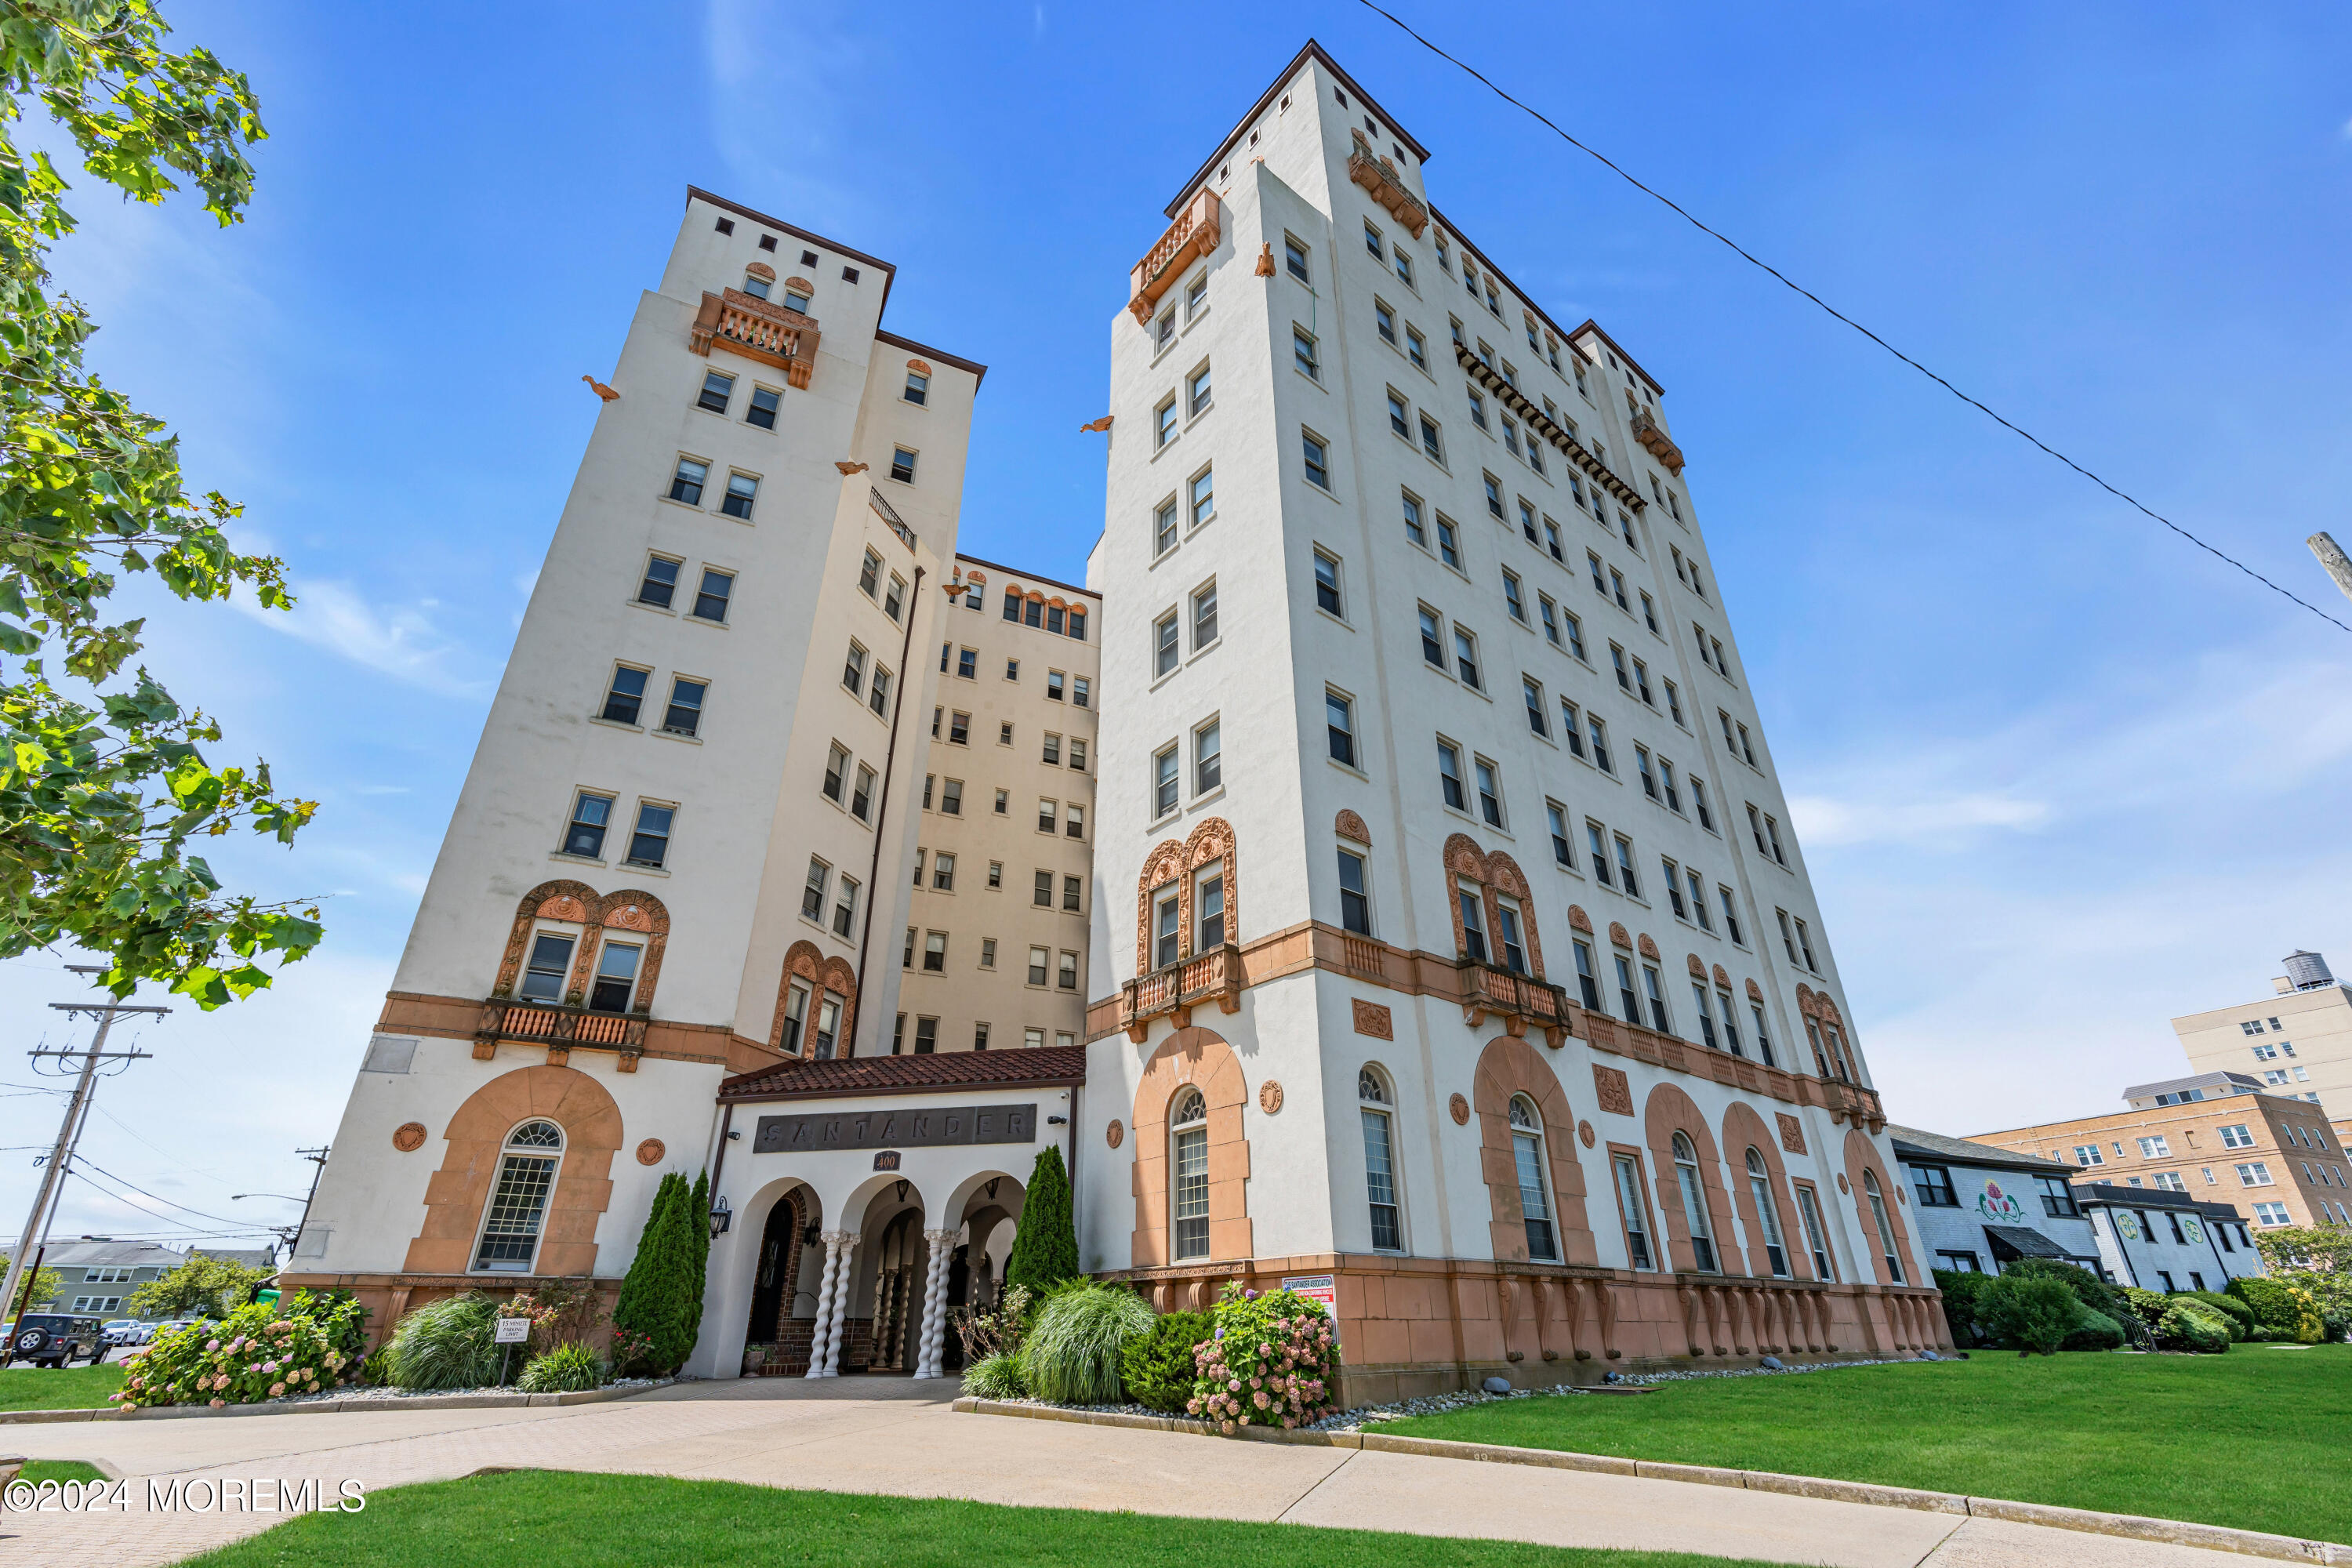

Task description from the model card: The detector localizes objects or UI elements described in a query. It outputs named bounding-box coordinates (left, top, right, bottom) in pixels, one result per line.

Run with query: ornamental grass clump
left=1018, top=1283, right=1153, bottom=1405
left=961, top=1352, right=1028, bottom=1400
left=516, top=1341, right=608, bottom=1392
left=111, top=1296, right=360, bottom=1410
left=1189, top=1284, right=1341, bottom=1432
left=384, top=1292, right=505, bottom=1390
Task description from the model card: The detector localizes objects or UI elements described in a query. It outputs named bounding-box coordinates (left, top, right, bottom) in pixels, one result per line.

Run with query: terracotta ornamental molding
left=1087, top=916, right=1883, bottom=1130
left=1128, top=187, right=1221, bottom=324
left=690, top=287, right=820, bottom=389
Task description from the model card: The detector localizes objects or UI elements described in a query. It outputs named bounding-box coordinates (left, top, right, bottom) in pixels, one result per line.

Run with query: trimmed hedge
left=1121, top=1309, right=1212, bottom=1413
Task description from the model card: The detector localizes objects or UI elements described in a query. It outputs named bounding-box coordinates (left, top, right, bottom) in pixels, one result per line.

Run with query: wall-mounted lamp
left=1047, top=1116, right=1068, bottom=1126
left=708, top=1194, right=733, bottom=1238
left=727, top=1129, right=742, bottom=1141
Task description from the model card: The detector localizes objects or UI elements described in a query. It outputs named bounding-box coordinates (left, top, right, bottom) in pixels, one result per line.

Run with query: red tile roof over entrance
left=720, top=1046, right=1088, bottom=1102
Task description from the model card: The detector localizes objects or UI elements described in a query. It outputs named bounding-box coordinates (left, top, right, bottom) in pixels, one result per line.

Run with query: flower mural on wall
left=1975, top=1178, right=2024, bottom=1223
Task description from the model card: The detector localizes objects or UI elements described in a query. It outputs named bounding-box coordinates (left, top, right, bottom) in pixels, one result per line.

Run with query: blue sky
left=5, top=1, right=2350, bottom=1255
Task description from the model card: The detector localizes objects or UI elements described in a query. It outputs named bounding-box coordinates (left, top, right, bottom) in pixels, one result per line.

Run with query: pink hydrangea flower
left=1253, top=1390, right=1269, bottom=1408
left=206, top=1339, right=220, bottom=1351
left=209, top=1399, right=225, bottom=1409
left=269, top=1382, right=285, bottom=1397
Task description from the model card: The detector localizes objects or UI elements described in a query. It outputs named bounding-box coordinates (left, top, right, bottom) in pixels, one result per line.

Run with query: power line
left=67, top=1156, right=258, bottom=1229
left=1349, top=0, right=2352, bottom=637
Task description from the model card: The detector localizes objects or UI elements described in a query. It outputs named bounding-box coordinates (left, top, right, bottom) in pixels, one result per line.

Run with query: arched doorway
left=744, top=1189, right=806, bottom=1363
left=867, top=1208, right=923, bottom=1372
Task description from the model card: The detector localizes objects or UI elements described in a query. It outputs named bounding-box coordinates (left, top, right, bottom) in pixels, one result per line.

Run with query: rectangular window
left=841, top=641, right=866, bottom=696
left=1524, top=677, right=1548, bottom=737
left=1588, top=715, right=1612, bottom=773
left=1155, top=612, right=1179, bottom=677
left=1153, top=745, right=1178, bottom=818
left=1614, top=836, right=1640, bottom=898
left=1547, top=801, right=1573, bottom=867
left=800, top=858, right=829, bottom=922
left=2219, top=1123, right=2254, bottom=1149
left=1687, top=870, right=1710, bottom=931
left=687, top=568, right=734, bottom=622
left=1302, top=430, right=1331, bottom=490
left=1195, top=720, right=1221, bottom=793
left=1191, top=467, right=1216, bottom=528
left=1338, top=847, right=1372, bottom=935
left=851, top=764, right=874, bottom=822
left=1314, top=550, right=1344, bottom=616
left=696, top=369, right=735, bottom=413
left=2236, top=1162, right=2274, bottom=1186
left=1294, top=326, right=1320, bottom=379
left=1193, top=582, right=1219, bottom=648
left=1065, top=803, right=1085, bottom=840
left=1419, top=605, right=1445, bottom=667
left=868, top=663, right=892, bottom=717
left=601, top=665, right=648, bottom=726
left=1503, top=569, right=1526, bottom=622
left=921, top=931, right=946, bottom=972
left=720, top=471, right=758, bottom=520
left=1195, top=868, right=1225, bottom=949
left=2137, top=1135, right=2172, bottom=1158
left=1189, top=363, right=1213, bottom=416
left=625, top=802, right=673, bottom=869
left=1156, top=498, right=1178, bottom=554
left=637, top=555, right=681, bottom=609
left=668, top=456, right=708, bottom=506
left=1613, top=1154, right=1654, bottom=1270
left=889, top=446, right=917, bottom=484
left=1437, top=739, right=1466, bottom=811
left=1327, top=691, right=1357, bottom=767
left=1475, top=756, right=1504, bottom=828
left=661, top=677, right=706, bottom=737
left=1376, top=299, right=1398, bottom=344
left=1454, top=626, right=1481, bottom=689
left=1911, top=1165, right=1959, bottom=1207
left=1406, top=325, right=1427, bottom=369
left=1403, top=492, right=1427, bottom=546
left=563, top=792, right=612, bottom=859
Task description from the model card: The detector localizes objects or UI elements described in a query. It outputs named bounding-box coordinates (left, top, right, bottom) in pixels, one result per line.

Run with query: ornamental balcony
left=1128, top=188, right=1221, bottom=325
left=474, top=996, right=648, bottom=1071
left=1117, top=941, right=1243, bottom=1041
left=1458, top=960, right=1573, bottom=1047
left=1348, top=129, right=1428, bottom=238
left=690, top=288, right=820, bottom=388
left=1632, top=408, right=1685, bottom=475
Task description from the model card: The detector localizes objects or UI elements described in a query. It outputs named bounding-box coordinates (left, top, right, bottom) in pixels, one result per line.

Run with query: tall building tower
left=1080, top=43, right=1941, bottom=1399
left=285, top=190, right=994, bottom=1334
left=2172, top=950, right=2352, bottom=1143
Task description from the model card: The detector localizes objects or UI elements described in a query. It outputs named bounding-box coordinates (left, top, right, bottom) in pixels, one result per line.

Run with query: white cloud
left=1791, top=789, right=2048, bottom=848
left=234, top=579, right=490, bottom=697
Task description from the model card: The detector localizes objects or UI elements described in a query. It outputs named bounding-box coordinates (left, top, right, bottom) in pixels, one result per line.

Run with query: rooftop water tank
left=2283, top=950, right=2335, bottom=991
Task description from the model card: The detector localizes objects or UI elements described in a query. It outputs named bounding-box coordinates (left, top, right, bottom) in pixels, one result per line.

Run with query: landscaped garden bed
left=176, top=1470, right=1796, bottom=1568
left=1376, top=1345, right=2352, bottom=1543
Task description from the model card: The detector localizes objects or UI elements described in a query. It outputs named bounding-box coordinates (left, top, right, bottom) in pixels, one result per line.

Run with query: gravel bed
left=262, top=1375, right=672, bottom=1408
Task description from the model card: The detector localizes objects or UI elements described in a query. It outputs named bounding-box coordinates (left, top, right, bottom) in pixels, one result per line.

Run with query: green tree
left=612, top=1173, right=700, bottom=1374
left=0, top=1252, right=61, bottom=1312
left=123, top=1253, right=268, bottom=1319
left=1004, top=1145, right=1079, bottom=1294
left=0, top=0, right=320, bottom=1004
left=687, top=1168, right=710, bottom=1332
left=2252, top=1224, right=2352, bottom=1337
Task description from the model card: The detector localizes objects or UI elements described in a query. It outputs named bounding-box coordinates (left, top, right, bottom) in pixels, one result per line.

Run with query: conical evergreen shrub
left=1004, top=1145, right=1080, bottom=1292
left=614, top=1172, right=699, bottom=1374
left=688, top=1168, right=712, bottom=1330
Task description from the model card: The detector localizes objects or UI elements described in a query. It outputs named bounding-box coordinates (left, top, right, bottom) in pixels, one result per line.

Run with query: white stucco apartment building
left=1076, top=42, right=1943, bottom=1399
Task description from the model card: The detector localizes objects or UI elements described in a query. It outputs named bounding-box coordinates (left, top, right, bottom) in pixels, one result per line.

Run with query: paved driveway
left=0, top=1376, right=2268, bottom=1566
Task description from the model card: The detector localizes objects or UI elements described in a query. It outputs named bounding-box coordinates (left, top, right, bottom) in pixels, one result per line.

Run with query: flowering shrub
left=111, top=1299, right=357, bottom=1410
left=1186, top=1284, right=1340, bottom=1432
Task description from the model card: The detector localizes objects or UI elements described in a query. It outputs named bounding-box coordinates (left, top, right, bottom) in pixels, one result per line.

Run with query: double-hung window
left=1437, top=739, right=1467, bottom=811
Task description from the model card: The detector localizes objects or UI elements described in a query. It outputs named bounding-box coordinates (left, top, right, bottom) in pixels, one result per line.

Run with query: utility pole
left=0, top=967, right=167, bottom=1361
left=2310, top=533, right=2352, bottom=606
left=280, top=1146, right=329, bottom=1267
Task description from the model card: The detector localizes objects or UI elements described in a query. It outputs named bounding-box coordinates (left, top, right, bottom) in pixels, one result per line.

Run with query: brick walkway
left=0, top=1377, right=2268, bottom=1566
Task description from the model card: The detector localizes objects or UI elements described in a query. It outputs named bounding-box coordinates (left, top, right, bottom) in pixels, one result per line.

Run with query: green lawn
left=18, top=1459, right=106, bottom=1483
left=183, top=1471, right=1798, bottom=1568
left=0, top=1363, right=122, bottom=1412
left=1383, top=1346, right=2352, bottom=1543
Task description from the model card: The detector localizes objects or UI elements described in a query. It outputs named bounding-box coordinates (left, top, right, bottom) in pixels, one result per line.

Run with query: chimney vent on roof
left=2283, top=950, right=2334, bottom=991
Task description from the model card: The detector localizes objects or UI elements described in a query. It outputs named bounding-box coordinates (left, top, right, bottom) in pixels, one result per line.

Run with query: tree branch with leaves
left=0, top=0, right=319, bottom=1005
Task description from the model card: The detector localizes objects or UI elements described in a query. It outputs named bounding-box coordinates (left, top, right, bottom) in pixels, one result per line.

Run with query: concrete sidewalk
left=0, top=1377, right=2270, bottom=1566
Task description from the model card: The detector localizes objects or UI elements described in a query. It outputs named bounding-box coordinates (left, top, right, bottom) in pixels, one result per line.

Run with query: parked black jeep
left=8, top=1313, right=103, bottom=1368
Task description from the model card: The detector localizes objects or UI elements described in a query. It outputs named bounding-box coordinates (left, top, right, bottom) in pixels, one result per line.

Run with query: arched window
left=1359, top=1068, right=1401, bottom=1251
left=1170, top=1087, right=1210, bottom=1261
left=474, top=1120, right=564, bottom=1274
left=1746, top=1148, right=1790, bottom=1278
left=1673, top=1131, right=1718, bottom=1272
left=1862, top=1169, right=1904, bottom=1283
left=1508, top=1097, right=1556, bottom=1261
